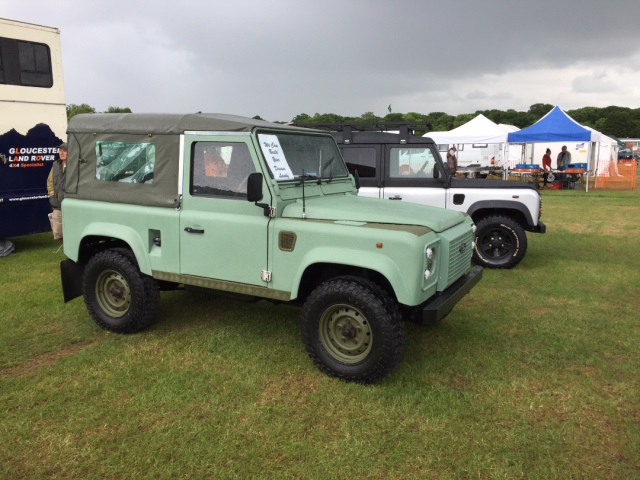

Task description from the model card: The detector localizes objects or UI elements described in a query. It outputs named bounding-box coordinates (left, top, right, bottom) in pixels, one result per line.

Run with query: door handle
left=184, top=227, right=205, bottom=234
left=389, top=196, right=402, bottom=200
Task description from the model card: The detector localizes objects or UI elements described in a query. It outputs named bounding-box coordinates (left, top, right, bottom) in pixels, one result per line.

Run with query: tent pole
left=594, top=141, right=601, bottom=189
left=504, top=143, right=509, bottom=180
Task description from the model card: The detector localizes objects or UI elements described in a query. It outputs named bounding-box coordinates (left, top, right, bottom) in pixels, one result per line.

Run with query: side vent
left=279, top=231, right=297, bottom=252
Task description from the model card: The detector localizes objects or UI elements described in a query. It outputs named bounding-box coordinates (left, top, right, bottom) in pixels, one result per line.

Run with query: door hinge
left=268, top=206, right=276, bottom=218
left=261, top=270, right=272, bottom=282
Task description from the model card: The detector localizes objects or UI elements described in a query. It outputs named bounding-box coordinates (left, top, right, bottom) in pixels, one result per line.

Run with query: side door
left=340, top=145, right=381, bottom=198
left=179, top=135, right=271, bottom=286
left=382, top=144, right=447, bottom=209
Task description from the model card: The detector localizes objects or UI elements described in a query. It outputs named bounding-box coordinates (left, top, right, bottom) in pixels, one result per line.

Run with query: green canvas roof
left=67, top=113, right=314, bottom=135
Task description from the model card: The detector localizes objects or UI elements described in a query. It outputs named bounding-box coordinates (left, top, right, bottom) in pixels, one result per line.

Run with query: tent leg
left=586, top=172, right=589, bottom=192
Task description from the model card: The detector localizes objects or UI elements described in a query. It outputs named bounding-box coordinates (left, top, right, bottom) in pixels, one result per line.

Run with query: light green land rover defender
left=60, top=113, right=483, bottom=383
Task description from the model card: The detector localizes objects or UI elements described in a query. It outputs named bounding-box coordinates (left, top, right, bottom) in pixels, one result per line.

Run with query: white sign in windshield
left=258, top=134, right=294, bottom=181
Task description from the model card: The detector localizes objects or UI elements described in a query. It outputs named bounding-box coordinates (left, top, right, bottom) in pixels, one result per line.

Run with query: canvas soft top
left=67, top=113, right=313, bottom=135
left=65, top=114, right=315, bottom=209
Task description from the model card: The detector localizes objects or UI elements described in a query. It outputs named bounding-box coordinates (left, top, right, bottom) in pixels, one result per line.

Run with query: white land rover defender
left=295, top=122, right=545, bottom=269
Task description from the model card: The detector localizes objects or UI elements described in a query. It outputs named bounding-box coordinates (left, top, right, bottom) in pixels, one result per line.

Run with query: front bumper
left=531, top=221, right=546, bottom=234
left=421, top=265, right=483, bottom=324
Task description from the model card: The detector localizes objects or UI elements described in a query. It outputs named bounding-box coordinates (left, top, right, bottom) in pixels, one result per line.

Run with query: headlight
left=472, top=224, right=477, bottom=233
left=425, top=245, right=436, bottom=278
left=426, top=247, right=433, bottom=259
left=424, top=270, right=431, bottom=280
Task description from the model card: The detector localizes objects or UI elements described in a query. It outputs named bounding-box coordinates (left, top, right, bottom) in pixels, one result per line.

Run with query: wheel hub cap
left=318, top=305, right=372, bottom=364
left=95, top=270, right=131, bottom=318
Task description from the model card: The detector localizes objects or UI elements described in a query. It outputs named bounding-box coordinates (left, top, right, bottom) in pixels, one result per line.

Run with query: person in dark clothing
left=556, top=145, right=571, bottom=188
left=47, top=142, right=67, bottom=242
left=542, top=148, right=552, bottom=187
left=556, top=145, right=571, bottom=171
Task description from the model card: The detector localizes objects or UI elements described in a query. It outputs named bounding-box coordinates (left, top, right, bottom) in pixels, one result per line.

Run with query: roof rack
left=292, top=120, right=433, bottom=144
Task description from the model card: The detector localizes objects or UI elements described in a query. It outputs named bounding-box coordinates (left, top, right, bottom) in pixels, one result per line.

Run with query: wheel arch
left=71, top=223, right=151, bottom=275
left=467, top=200, right=532, bottom=228
left=289, top=248, right=412, bottom=305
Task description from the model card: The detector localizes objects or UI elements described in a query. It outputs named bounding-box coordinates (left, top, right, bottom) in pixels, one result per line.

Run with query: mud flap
left=60, top=258, right=84, bottom=303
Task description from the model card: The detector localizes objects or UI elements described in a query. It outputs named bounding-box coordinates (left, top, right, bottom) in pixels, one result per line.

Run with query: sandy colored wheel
left=95, top=270, right=131, bottom=317
left=318, top=304, right=373, bottom=364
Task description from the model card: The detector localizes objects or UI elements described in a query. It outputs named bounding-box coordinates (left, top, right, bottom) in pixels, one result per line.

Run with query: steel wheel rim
left=478, top=227, right=515, bottom=260
left=95, top=269, right=131, bottom=318
left=318, top=304, right=373, bottom=364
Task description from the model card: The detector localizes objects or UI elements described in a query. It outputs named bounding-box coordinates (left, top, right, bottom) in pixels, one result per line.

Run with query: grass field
left=1, top=187, right=639, bottom=479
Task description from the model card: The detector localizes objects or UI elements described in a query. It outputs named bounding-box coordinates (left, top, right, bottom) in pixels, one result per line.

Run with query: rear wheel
left=82, top=249, right=160, bottom=333
left=300, top=277, right=405, bottom=384
left=473, top=215, right=527, bottom=269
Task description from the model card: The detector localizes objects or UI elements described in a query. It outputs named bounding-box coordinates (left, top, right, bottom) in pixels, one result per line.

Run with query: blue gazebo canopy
left=508, top=106, right=601, bottom=143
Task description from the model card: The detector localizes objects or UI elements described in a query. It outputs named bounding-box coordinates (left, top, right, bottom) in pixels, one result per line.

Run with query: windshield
left=258, top=132, right=348, bottom=182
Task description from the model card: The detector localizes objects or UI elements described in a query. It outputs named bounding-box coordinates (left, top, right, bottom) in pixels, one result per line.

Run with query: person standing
left=446, top=145, right=457, bottom=175
left=542, top=148, right=552, bottom=187
left=47, top=142, right=67, bottom=243
left=556, top=145, right=571, bottom=188
left=557, top=145, right=571, bottom=171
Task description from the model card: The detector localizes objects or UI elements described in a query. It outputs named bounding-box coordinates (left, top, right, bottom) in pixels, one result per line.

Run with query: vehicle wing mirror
left=438, top=163, right=449, bottom=183
left=247, top=172, right=263, bottom=202
left=433, top=164, right=439, bottom=179
left=354, top=169, right=361, bottom=190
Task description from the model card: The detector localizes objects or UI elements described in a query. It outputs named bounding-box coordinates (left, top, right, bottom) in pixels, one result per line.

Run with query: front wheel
left=300, top=277, right=405, bottom=384
left=473, top=215, right=527, bottom=269
left=82, top=249, right=160, bottom=333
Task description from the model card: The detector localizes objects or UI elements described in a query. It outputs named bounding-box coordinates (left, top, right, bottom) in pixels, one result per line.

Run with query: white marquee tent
left=424, top=114, right=522, bottom=166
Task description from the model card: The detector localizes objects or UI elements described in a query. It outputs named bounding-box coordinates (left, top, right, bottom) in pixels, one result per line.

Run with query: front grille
left=447, top=230, right=474, bottom=284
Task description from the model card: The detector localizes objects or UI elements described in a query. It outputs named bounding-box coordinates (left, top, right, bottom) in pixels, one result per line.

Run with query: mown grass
left=1, top=188, right=639, bottom=479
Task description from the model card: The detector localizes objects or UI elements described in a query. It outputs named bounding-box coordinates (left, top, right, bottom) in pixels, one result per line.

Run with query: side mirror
left=433, top=165, right=439, bottom=179
left=354, top=169, right=361, bottom=190
left=247, top=172, right=263, bottom=202
left=436, top=164, right=447, bottom=183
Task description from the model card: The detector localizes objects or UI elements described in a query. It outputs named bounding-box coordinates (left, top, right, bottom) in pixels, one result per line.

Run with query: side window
left=191, top=142, right=256, bottom=198
left=0, top=51, right=4, bottom=84
left=341, top=147, right=376, bottom=178
left=95, top=141, right=156, bottom=184
left=17, top=41, right=53, bottom=87
left=389, top=147, right=437, bottom=179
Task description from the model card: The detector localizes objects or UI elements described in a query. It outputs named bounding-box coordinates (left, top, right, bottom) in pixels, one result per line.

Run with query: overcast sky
left=4, top=0, right=640, bottom=121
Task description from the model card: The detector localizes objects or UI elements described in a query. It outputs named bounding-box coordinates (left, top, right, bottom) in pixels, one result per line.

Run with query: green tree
left=402, top=112, right=424, bottom=123
left=106, top=106, right=132, bottom=114
left=602, top=111, right=638, bottom=138
left=252, top=115, right=264, bottom=121
left=453, top=114, right=474, bottom=128
left=292, top=113, right=312, bottom=123
left=66, top=103, right=96, bottom=121
left=360, top=111, right=377, bottom=122
left=528, top=103, right=553, bottom=119
left=383, top=113, right=404, bottom=122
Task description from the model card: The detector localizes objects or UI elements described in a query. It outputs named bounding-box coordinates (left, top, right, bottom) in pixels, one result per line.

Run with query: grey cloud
left=467, top=91, right=489, bottom=100
left=491, top=92, right=513, bottom=100
left=4, top=0, right=640, bottom=119
left=572, top=72, right=620, bottom=94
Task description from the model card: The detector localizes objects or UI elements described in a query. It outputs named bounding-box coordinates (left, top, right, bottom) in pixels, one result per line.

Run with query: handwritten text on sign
left=258, top=134, right=294, bottom=181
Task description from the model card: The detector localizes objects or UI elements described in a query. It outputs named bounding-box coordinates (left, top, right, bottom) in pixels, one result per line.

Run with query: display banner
left=258, top=134, right=294, bottom=181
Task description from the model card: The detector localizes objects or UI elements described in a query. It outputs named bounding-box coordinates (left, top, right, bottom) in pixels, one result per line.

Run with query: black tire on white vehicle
left=472, top=215, right=527, bottom=269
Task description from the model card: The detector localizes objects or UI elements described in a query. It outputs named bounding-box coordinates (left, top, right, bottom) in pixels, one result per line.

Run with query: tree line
left=286, top=103, right=640, bottom=138
left=67, top=103, right=640, bottom=138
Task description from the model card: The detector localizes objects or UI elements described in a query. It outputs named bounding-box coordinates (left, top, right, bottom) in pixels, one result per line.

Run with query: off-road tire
left=82, top=248, right=160, bottom=333
left=473, top=215, right=527, bottom=269
left=300, top=276, right=405, bottom=384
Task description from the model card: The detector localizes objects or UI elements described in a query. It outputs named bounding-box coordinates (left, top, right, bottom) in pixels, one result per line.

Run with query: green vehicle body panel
left=281, top=194, right=465, bottom=233
left=63, top=199, right=181, bottom=275
left=63, top=127, right=476, bottom=308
